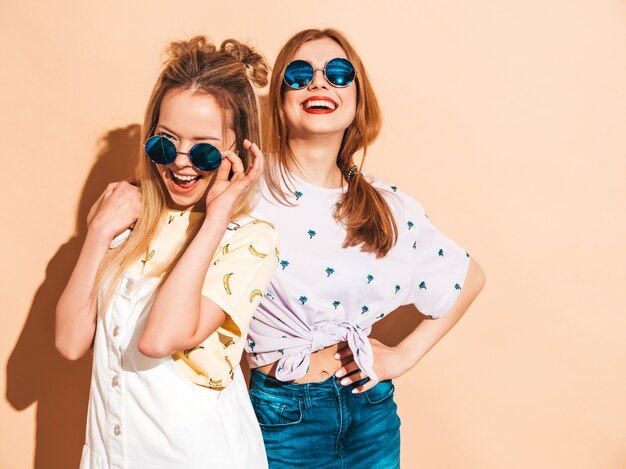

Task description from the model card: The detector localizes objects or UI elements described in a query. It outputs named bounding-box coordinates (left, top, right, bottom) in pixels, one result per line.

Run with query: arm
left=137, top=215, right=229, bottom=357
left=335, top=258, right=485, bottom=392
left=138, top=140, right=264, bottom=358
left=55, top=181, right=141, bottom=360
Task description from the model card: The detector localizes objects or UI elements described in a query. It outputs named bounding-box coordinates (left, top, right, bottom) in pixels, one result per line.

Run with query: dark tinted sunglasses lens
left=145, top=136, right=176, bottom=165
left=190, top=144, right=222, bottom=171
left=325, top=58, right=355, bottom=87
left=284, top=60, right=314, bottom=89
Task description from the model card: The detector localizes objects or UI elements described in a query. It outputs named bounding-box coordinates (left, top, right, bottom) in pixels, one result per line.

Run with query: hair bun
left=164, top=36, right=217, bottom=71
left=220, top=39, right=269, bottom=88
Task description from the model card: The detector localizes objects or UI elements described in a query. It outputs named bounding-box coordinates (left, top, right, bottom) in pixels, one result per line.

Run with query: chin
left=163, top=185, right=207, bottom=211
left=302, top=124, right=350, bottom=137
left=159, top=171, right=209, bottom=211
left=167, top=193, right=205, bottom=211
left=298, top=117, right=355, bottom=137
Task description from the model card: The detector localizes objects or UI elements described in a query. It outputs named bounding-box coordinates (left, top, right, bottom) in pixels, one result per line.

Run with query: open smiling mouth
left=301, top=98, right=338, bottom=114
left=169, top=169, right=202, bottom=192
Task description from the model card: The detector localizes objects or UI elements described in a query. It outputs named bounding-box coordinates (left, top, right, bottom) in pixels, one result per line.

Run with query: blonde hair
left=265, top=28, right=397, bottom=257
left=96, top=36, right=269, bottom=308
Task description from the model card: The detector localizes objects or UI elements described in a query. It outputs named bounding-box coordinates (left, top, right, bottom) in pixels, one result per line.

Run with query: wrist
left=87, top=220, right=118, bottom=243
left=199, top=213, right=230, bottom=234
left=204, top=203, right=235, bottom=223
left=392, top=342, right=421, bottom=374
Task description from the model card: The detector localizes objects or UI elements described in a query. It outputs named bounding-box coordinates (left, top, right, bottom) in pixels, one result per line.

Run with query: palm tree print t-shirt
left=247, top=175, right=470, bottom=382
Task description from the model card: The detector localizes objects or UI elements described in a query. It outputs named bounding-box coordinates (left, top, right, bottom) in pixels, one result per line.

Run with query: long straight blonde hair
left=95, top=36, right=269, bottom=307
left=265, top=28, right=397, bottom=257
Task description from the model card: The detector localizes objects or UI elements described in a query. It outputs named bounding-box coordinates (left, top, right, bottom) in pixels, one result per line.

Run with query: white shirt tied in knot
left=274, top=321, right=378, bottom=383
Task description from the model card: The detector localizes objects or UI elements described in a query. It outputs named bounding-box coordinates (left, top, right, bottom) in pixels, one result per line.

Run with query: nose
left=172, top=146, right=193, bottom=168
left=307, top=68, right=329, bottom=90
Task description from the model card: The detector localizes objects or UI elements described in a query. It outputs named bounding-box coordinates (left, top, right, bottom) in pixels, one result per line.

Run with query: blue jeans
left=249, top=369, right=401, bottom=469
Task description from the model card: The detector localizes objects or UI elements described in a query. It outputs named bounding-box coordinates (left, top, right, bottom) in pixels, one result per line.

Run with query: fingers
left=214, top=154, right=232, bottom=183
left=110, top=180, right=133, bottom=197
left=244, top=139, right=264, bottom=165
left=228, top=141, right=264, bottom=187
left=88, top=180, right=141, bottom=233
left=351, top=378, right=378, bottom=394
left=243, top=141, right=264, bottom=180
left=221, top=150, right=244, bottom=174
left=103, top=182, right=119, bottom=198
left=206, top=142, right=264, bottom=210
left=334, top=346, right=353, bottom=361
left=339, top=369, right=369, bottom=386
left=219, top=140, right=264, bottom=179
left=332, top=344, right=378, bottom=393
left=89, top=182, right=120, bottom=222
left=117, top=180, right=139, bottom=191
left=112, top=180, right=141, bottom=204
left=336, top=366, right=378, bottom=394
left=335, top=360, right=360, bottom=378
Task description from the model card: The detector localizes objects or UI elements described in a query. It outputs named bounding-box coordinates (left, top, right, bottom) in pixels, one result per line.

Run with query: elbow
left=55, top=337, right=88, bottom=361
left=137, top=334, right=173, bottom=359
left=55, top=302, right=93, bottom=361
left=469, top=259, right=486, bottom=295
left=477, top=263, right=486, bottom=291
left=55, top=319, right=89, bottom=362
left=476, top=265, right=486, bottom=292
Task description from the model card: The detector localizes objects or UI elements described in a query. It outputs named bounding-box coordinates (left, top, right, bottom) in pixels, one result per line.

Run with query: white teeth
left=304, top=100, right=336, bottom=110
left=172, top=172, right=197, bottom=182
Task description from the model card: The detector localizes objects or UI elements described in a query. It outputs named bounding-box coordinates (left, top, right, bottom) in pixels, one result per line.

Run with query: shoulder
left=227, top=213, right=279, bottom=251
left=253, top=176, right=296, bottom=210
left=364, top=175, right=427, bottom=220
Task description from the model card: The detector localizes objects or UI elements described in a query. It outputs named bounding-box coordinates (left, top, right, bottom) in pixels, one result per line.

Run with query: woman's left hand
left=204, top=139, right=264, bottom=220
left=334, top=338, right=411, bottom=393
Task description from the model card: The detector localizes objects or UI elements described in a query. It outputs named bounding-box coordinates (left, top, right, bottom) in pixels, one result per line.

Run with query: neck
left=287, top=133, right=344, bottom=188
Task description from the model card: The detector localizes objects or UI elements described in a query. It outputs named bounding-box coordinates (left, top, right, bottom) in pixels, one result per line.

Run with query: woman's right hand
left=87, top=180, right=142, bottom=239
left=204, top=139, right=264, bottom=221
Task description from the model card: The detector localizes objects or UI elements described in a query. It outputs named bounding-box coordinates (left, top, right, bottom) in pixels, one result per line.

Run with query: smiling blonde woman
left=56, top=36, right=276, bottom=468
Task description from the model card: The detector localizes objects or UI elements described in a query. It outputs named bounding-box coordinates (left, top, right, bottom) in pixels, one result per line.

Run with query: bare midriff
left=256, top=341, right=347, bottom=384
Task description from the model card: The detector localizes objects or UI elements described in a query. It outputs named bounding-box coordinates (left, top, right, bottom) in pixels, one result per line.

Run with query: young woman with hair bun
left=246, top=28, right=485, bottom=467
left=56, top=36, right=275, bottom=468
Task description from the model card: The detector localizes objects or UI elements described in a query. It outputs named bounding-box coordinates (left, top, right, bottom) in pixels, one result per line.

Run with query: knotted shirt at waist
left=251, top=320, right=377, bottom=382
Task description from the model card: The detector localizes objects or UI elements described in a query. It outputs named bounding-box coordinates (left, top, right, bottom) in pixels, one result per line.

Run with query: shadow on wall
left=5, top=124, right=141, bottom=469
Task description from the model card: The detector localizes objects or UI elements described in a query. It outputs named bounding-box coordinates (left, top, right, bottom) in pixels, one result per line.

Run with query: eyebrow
left=157, top=124, right=220, bottom=142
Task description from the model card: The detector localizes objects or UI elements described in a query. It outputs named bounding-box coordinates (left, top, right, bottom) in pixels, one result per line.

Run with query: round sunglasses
left=283, top=57, right=356, bottom=89
left=144, top=135, right=223, bottom=172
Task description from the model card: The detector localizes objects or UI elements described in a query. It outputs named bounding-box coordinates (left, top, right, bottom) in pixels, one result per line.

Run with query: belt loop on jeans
left=302, top=384, right=312, bottom=410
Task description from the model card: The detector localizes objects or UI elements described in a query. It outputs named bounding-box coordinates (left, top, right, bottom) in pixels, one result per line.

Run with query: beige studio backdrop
left=1, top=1, right=625, bottom=468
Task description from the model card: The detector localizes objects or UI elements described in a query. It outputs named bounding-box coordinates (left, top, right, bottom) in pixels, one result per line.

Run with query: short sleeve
left=405, top=198, right=471, bottom=318
left=201, top=221, right=279, bottom=337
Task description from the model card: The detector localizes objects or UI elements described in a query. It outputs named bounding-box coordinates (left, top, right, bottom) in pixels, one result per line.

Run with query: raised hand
left=204, top=139, right=264, bottom=220
left=87, top=180, right=142, bottom=240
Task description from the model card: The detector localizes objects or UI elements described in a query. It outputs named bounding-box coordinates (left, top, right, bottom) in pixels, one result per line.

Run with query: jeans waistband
left=250, top=368, right=371, bottom=404
left=251, top=368, right=346, bottom=401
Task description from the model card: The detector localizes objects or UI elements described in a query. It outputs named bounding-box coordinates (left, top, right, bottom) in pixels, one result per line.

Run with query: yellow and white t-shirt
left=129, top=210, right=279, bottom=389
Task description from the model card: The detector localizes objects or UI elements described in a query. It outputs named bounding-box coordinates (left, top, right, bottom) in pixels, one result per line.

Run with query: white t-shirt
left=246, top=175, right=471, bottom=382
